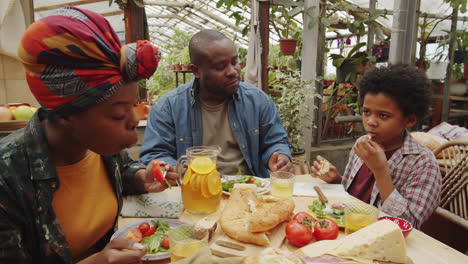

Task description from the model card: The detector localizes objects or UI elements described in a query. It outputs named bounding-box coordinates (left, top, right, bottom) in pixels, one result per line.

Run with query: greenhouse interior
left=0, top=0, right=467, bottom=263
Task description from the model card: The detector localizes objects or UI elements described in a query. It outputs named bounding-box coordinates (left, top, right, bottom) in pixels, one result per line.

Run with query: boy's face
left=66, top=82, right=140, bottom=156
left=361, top=92, right=416, bottom=150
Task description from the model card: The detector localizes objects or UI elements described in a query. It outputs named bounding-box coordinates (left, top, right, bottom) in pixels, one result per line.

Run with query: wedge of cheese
left=298, top=219, right=407, bottom=264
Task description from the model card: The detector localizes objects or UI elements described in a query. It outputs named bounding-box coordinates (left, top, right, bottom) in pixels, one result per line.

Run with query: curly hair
left=358, top=64, right=432, bottom=122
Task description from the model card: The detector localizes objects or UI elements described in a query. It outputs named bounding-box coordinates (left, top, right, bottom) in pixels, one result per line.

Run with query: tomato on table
left=314, top=218, right=339, bottom=241
left=285, top=219, right=314, bottom=247
left=292, top=212, right=316, bottom=227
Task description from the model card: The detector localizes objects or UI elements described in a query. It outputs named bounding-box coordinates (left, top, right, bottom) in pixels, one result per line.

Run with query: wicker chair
left=432, top=141, right=468, bottom=220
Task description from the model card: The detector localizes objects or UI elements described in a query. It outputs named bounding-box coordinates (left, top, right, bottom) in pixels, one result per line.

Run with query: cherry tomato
left=248, top=177, right=256, bottom=183
left=292, top=212, right=316, bottom=229
left=125, top=228, right=143, bottom=243
left=142, top=226, right=156, bottom=237
left=314, top=218, right=339, bottom=241
left=285, top=220, right=314, bottom=247
left=161, top=236, right=170, bottom=249
left=152, top=162, right=164, bottom=183
left=138, top=222, right=150, bottom=234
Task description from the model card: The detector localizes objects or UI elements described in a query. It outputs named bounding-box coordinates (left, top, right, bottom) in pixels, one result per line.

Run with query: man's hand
left=310, top=155, right=341, bottom=183
left=142, top=160, right=180, bottom=193
left=268, top=152, right=292, bottom=172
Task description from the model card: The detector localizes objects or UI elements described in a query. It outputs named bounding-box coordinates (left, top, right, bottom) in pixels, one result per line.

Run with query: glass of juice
left=344, top=202, right=379, bottom=235
left=168, top=224, right=208, bottom=262
left=270, top=171, right=295, bottom=198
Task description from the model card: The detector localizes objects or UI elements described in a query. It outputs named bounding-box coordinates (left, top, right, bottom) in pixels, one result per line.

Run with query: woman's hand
left=143, top=160, right=180, bottom=193
left=310, top=155, right=341, bottom=183
left=79, top=237, right=146, bottom=264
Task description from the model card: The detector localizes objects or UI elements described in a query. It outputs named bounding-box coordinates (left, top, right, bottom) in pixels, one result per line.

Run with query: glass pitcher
left=176, top=146, right=222, bottom=214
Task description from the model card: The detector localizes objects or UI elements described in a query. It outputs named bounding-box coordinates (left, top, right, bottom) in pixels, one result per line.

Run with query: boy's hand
left=143, top=160, right=179, bottom=192
left=268, top=152, right=292, bottom=172
left=353, top=135, right=387, bottom=174
left=311, top=155, right=341, bottom=183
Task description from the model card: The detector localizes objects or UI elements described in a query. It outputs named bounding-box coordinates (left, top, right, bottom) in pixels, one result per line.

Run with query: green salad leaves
left=141, top=220, right=170, bottom=254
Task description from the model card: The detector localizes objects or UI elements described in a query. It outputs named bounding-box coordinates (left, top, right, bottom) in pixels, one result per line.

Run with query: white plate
left=221, top=175, right=270, bottom=196
left=111, top=218, right=187, bottom=261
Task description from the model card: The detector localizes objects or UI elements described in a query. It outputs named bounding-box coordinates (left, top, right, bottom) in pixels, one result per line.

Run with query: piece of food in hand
left=285, top=219, right=314, bottom=247
left=241, top=247, right=305, bottom=264
left=297, top=219, right=407, bottom=264
left=319, top=160, right=331, bottom=175
left=219, top=184, right=295, bottom=246
left=125, top=228, right=143, bottom=243
left=152, top=162, right=164, bottom=183
left=314, top=218, right=339, bottom=241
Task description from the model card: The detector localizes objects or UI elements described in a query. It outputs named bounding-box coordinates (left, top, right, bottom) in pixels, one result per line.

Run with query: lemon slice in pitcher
left=207, top=170, right=222, bottom=196
left=190, top=157, right=215, bottom=174
left=182, top=168, right=193, bottom=185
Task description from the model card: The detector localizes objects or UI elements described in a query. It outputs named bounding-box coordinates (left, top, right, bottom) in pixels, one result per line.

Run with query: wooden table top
left=118, top=175, right=468, bottom=264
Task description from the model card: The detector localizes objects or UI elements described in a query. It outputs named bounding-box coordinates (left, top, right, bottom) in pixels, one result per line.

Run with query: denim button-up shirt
left=140, top=79, right=291, bottom=178
left=0, top=111, right=146, bottom=263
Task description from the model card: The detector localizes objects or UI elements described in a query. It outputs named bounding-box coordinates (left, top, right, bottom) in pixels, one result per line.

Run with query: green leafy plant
left=270, top=71, right=321, bottom=152
left=329, top=42, right=375, bottom=83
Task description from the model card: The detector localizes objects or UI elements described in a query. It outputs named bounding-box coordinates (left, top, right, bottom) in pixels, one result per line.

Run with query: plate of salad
left=307, top=199, right=346, bottom=227
left=112, top=218, right=187, bottom=260
left=221, top=175, right=270, bottom=196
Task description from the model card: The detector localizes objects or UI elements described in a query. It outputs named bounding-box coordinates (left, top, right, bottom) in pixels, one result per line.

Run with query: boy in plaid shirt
left=311, top=64, right=442, bottom=228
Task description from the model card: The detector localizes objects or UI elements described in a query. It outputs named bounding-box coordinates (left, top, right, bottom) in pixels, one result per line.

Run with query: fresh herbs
left=221, top=175, right=263, bottom=193
left=308, top=200, right=345, bottom=226
left=141, top=220, right=171, bottom=254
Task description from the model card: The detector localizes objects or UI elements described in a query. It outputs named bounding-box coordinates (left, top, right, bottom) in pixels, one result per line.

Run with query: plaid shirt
left=342, top=132, right=442, bottom=229
left=0, top=110, right=146, bottom=263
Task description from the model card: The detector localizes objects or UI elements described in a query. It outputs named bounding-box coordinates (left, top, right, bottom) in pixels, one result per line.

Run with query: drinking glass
left=344, top=202, right=379, bottom=235
left=168, top=224, right=208, bottom=262
left=270, top=171, right=295, bottom=198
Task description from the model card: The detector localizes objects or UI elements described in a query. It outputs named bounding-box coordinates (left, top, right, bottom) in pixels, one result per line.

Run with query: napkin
left=293, top=183, right=350, bottom=198
left=121, top=187, right=184, bottom=218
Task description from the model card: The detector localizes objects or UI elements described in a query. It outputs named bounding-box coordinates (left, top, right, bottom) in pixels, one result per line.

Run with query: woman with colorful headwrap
left=0, top=7, right=178, bottom=263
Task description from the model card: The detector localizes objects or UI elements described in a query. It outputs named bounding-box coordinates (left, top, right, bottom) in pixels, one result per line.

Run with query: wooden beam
left=101, top=10, right=123, bottom=17
left=259, top=0, right=269, bottom=93
left=34, top=0, right=106, bottom=12
left=144, top=0, right=193, bottom=8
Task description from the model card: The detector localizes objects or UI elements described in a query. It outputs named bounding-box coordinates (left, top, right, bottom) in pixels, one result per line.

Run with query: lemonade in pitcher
left=177, top=146, right=222, bottom=214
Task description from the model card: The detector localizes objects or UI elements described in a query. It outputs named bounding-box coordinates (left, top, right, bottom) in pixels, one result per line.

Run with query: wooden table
left=118, top=175, right=468, bottom=264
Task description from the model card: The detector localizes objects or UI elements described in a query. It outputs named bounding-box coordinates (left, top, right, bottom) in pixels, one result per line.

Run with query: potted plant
left=453, top=29, right=467, bottom=64
left=270, top=3, right=302, bottom=56
left=372, top=39, right=390, bottom=62
left=270, top=71, right=321, bottom=155
left=329, top=42, right=375, bottom=83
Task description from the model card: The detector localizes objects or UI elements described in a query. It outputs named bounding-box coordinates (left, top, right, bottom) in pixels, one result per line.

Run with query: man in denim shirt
left=140, top=30, right=292, bottom=178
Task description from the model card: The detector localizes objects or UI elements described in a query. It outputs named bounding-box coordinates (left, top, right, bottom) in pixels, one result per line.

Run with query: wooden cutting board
left=210, top=221, right=288, bottom=258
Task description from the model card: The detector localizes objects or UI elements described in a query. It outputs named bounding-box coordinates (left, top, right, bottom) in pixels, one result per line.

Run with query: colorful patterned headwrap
left=17, top=7, right=160, bottom=116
